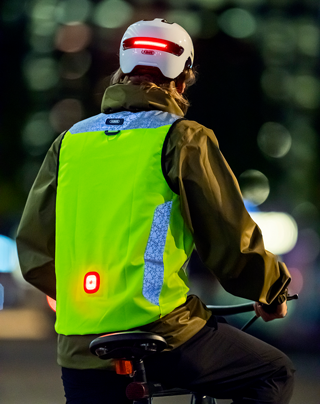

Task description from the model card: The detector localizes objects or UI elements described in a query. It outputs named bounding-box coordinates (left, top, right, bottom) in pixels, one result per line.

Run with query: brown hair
left=109, top=66, right=197, bottom=115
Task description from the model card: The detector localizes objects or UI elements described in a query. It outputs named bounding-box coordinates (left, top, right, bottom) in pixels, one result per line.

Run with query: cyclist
left=17, top=18, right=295, bottom=404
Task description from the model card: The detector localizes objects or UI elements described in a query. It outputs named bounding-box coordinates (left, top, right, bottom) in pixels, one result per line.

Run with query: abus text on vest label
left=106, top=118, right=124, bottom=125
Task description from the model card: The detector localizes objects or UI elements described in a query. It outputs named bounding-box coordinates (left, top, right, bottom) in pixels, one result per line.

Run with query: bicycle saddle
left=89, top=330, right=167, bottom=360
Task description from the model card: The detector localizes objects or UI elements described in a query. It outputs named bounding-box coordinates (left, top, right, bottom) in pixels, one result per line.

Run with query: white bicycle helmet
left=119, top=18, right=194, bottom=79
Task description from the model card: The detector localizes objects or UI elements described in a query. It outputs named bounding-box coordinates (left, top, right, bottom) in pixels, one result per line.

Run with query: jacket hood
left=101, top=83, right=185, bottom=117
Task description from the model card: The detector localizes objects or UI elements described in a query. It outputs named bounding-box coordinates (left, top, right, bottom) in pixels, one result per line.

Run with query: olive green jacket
left=16, top=84, right=290, bottom=369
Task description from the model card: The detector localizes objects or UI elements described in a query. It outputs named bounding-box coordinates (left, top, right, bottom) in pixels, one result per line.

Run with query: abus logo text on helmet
left=141, top=50, right=155, bottom=55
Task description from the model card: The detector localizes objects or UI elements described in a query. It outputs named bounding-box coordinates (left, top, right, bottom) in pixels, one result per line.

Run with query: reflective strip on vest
left=55, top=110, right=194, bottom=335
left=143, top=201, right=173, bottom=305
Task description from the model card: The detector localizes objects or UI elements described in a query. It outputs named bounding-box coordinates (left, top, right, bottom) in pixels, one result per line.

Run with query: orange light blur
left=46, top=295, right=56, bottom=312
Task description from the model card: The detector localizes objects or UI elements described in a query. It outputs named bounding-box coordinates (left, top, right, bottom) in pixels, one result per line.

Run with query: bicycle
left=89, top=294, right=298, bottom=404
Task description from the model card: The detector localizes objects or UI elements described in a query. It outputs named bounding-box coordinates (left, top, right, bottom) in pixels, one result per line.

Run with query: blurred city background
left=0, top=0, right=319, bottom=402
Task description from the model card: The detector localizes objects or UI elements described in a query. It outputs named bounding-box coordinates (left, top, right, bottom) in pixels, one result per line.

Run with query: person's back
left=17, top=18, right=295, bottom=404
left=55, top=108, right=193, bottom=335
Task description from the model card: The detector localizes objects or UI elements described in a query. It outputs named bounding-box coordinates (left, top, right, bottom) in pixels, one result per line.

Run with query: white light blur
left=0, top=235, right=19, bottom=274
left=250, top=212, right=298, bottom=255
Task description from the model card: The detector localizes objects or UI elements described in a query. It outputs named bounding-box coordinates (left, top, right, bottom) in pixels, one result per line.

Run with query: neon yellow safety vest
left=55, top=110, right=194, bottom=335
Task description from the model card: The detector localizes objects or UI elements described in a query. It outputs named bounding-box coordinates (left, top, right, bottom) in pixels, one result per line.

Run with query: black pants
left=61, top=322, right=295, bottom=404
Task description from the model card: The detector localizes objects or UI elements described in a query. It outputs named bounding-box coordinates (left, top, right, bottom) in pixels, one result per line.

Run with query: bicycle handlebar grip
left=261, top=294, right=298, bottom=314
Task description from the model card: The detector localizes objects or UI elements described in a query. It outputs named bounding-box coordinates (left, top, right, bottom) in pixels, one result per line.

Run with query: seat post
left=132, top=359, right=147, bottom=384
left=126, top=358, right=152, bottom=404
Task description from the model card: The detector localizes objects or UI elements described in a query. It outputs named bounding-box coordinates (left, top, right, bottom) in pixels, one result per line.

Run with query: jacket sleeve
left=165, top=120, right=291, bottom=305
left=16, top=133, right=65, bottom=300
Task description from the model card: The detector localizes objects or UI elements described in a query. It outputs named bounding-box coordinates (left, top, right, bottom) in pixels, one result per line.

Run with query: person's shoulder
left=68, top=113, right=106, bottom=135
left=173, top=119, right=219, bottom=147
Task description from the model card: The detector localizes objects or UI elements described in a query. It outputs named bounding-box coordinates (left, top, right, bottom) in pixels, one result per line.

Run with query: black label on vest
left=106, top=118, right=124, bottom=125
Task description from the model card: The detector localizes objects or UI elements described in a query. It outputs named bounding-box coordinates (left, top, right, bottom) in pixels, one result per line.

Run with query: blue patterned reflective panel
left=69, top=111, right=180, bottom=134
left=143, top=201, right=173, bottom=305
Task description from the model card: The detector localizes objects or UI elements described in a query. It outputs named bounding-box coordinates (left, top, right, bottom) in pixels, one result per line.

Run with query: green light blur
left=239, top=170, right=270, bottom=206
left=165, top=10, right=202, bottom=37
left=257, top=122, right=292, bottom=158
left=28, top=0, right=58, bottom=36
left=218, top=8, right=256, bottom=39
left=22, top=112, right=56, bottom=155
left=293, top=75, right=320, bottom=110
left=92, top=0, right=134, bottom=29
left=296, top=20, right=320, bottom=57
left=55, top=0, right=92, bottom=24
left=23, top=56, right=59, bottom=91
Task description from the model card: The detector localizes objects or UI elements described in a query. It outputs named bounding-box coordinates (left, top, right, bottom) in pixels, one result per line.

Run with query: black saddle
left=89, top=330, right=168, bottom=360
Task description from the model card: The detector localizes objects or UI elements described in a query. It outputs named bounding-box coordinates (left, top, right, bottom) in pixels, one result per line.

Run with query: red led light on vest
left=84, top=272, right=100, bottom=294
left=122, top=37, right=184, bottom=56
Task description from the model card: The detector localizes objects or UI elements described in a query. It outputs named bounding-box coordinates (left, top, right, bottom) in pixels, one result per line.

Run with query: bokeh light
left=293, top=74, right=320, bottom=110
left=23, top=55, right=59, bottom=91
left=22, top=112, right=56, bottom=156
left=0, top=235, right=19, bottom=273
left=29, top=32, right=55, bottom=53
left=27, top=0, right=58, bottom=36
left=239, top=169, right=270, bottom=205
left=260, top=16, right=296, bottom=65
left=55, top=0, right=92, bottom=24
left=292, top=201, right=319, bottom=226
left=288, top=267, right=304, bottom=295
left=249, top=212, right=298, bottom=255
left=55, top=23, right=92, bottom=53
left=165, top=10, right=202, bottom=37
left=92, top=0, right=134, bottom=29
left=218, top=8, right=256, bottom=39
left=296, top=20, right=320, bottom=57
left=257, top=122, right=292, bottom=158
left=49, top=99, right=84, bottom=132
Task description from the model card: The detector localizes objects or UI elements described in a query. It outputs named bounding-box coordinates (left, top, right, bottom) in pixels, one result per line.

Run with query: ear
left=176, top=82, right=186, bottom=94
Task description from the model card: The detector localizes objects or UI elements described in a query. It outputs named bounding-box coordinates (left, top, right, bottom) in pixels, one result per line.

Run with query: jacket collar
left=101, top=84, right=184, bottom=117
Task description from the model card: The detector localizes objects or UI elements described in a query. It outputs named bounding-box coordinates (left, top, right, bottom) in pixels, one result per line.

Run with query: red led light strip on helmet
left=123, top=37, right=184, bottom=56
